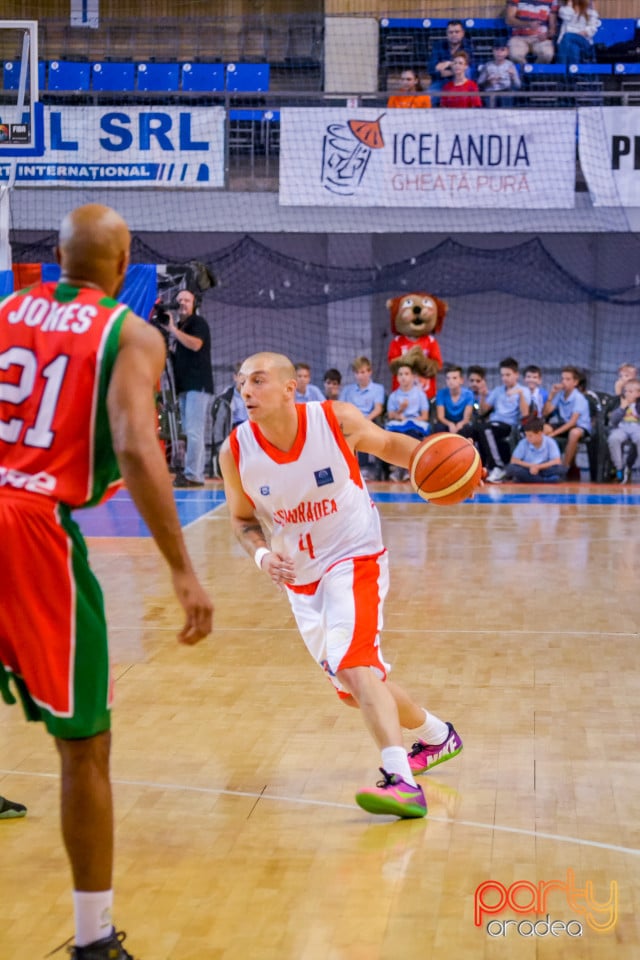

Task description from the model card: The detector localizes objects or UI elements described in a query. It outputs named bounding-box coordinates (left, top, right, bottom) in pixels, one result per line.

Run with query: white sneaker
left=487, top=467, right=506, bottom=483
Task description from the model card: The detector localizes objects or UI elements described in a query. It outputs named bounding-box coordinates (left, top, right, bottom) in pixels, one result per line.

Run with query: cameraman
left=168, top=290, right=214, bottom=487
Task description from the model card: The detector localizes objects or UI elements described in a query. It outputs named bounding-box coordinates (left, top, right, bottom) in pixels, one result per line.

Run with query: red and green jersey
left=0, top=281, right=129, bottom=508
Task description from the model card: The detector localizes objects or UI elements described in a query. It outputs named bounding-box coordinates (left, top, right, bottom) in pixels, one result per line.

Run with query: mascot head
left=387, top=293, right=447, bottom=338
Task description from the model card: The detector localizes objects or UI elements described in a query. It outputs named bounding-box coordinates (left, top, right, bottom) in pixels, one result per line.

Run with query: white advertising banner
left=578, top=107, right=640, bottom=208
left=0, top=106, right=225, bottom=187
left=280, top=108, right=577, bottom=209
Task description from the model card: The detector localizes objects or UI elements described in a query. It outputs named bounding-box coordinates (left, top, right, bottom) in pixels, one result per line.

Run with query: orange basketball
left=409, top=434, right=482, bottom=506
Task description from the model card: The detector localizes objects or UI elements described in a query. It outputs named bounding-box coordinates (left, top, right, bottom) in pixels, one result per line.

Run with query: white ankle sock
left=409, top=710, right=449, bottom=745
left=73, top=890, right=114, bottom=947
left=381, top=746, right=417, bottom=787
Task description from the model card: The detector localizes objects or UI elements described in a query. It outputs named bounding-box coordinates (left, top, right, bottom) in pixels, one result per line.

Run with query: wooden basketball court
left=1, top=482, right=639, bottom=959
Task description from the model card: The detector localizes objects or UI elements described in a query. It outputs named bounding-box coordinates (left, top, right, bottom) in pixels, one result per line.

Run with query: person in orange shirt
left=387, top=69, right=432, bottom=108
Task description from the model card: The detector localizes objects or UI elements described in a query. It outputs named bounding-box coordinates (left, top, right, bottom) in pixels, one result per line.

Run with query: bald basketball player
left=220, top=352, right=462, bottom=820
left=0, top=204, right=213, bottom=959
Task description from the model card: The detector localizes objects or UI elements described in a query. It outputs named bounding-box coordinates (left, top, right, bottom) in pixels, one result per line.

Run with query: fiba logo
left=321, top=115, right=385, bottom=196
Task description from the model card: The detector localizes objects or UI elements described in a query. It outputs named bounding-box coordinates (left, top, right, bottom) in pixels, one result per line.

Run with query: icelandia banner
left=279, top=108, right=577, bottom=209
left=0, top=106, right=225, bottom=188
left=578, top=107, right=640, bottom=208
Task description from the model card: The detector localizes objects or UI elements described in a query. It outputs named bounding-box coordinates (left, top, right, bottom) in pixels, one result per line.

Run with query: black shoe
left=173, top=474, right=204, bottom=488
left=69, top=929, right=135, bottom=959
left=0, top=795, right=26, bottom=819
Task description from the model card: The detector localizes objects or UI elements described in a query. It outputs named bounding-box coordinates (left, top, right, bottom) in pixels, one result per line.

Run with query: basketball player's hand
left=262, top=552, right=296, bottom=588
left=171, top=570, right=214, bottom=645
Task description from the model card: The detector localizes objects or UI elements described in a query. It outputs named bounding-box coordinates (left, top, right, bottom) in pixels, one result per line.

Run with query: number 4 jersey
left=229, top=401, right=385, bottom=586
left=0, top=282, right=129, bottom=507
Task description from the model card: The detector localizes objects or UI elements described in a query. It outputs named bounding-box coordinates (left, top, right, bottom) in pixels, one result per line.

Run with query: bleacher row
left=0, top=14, right=638, bottom=97
left=3, top=60, right=270, bottom=95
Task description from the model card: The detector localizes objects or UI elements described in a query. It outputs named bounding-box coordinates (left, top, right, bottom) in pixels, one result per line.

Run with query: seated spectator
left=607, top=378, right=640, bottom=484
left=440, top=52, right=482, bottom=108
left=387, top=69, right=432, bottom=109
left=506, top=0, right=558, bottom=65
left=295, top=362, right=324, bottom=403
left=477, top=40, right=521, bottom=107
left=542, top=365, right=591, bottom=476
left=523, top=364, right=548, bottom=416
left=323, top=367, right=342, bottom=400
left=614, top=362, right=638, bottom=397
left=556, top=0, right=601, bottom=64
left=466, top=365, right=489, bottom=420
left=340, top=356, right=386, bottom=480
left=427, top=19, right=475, bottom=101
left=505, top=417, right=566, bottom=483
left=434, top=365, right=474, bottom=434
left=385, top=362, right=430, bottom=481
left=475, top=357, right=532, bottom=483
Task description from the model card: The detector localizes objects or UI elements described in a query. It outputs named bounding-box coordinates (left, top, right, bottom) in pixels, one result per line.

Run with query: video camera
left=149, top=299, right=180, bottom=329
left=149, top=259, right=216, bottom=337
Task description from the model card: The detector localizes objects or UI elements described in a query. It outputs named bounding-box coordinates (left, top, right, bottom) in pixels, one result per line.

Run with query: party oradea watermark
left=475, top=869, right=618, bottom=938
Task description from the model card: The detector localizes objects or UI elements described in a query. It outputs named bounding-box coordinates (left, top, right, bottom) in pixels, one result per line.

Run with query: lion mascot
left=387, top=292, right=447, bottom=400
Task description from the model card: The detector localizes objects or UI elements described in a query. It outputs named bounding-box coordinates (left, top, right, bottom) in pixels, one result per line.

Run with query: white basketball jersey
left=230, top=401, right=384, bottom=585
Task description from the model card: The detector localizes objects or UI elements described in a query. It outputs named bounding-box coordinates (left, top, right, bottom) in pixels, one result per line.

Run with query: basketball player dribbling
left=220, top=352, right=462, bottom=819
left=0, top=204, right=213, bottom=959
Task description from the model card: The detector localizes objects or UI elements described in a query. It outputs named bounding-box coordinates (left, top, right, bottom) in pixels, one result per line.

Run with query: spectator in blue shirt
left=340, top=356, right=386, bottom=480
left=476, top=357, right=532, bottom=483
left=428, top=20, right=475, bottom=101
left=505, top=417, right=566, bottom=482
left=339, top=356, right=385, bottom=420
left=523, top=364, right=548, bottom=417
left=543, top=366, right=591, bottom=475
left=295, top=362, right=324, bottom=403
left=434, top=365, right=474, bottom=434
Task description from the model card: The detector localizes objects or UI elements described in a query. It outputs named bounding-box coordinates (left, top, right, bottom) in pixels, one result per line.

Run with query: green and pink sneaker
left=355, top=769, right=427, bottom=819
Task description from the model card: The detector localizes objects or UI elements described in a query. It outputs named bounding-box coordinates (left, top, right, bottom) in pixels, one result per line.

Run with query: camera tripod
left=158, top=354, right=183, bottom=471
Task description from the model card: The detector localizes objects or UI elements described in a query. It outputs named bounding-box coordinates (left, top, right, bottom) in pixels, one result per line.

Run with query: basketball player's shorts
left=0, top=491, right=112, bottom=739
left=286, top=550, right=390, bottom=698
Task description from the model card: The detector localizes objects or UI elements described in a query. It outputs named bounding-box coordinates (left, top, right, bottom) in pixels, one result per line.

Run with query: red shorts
left=287, top=551, right=390, bottom=697
left=0, top=490, right=112, bottom=738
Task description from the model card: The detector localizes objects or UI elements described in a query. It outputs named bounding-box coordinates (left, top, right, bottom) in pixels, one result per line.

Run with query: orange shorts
left=0, top=491, right=112, bottom=738
left=287, top=551, right=390, bottom=697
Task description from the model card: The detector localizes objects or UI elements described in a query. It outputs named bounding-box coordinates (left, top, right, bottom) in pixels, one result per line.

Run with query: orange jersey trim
left=321, top=400, right=363, bottom=488
left=249, top=404, right=308, bottom=464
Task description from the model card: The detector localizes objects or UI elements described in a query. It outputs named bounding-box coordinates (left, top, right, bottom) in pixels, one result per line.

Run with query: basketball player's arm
left=219, top=439, right=295, bottom=586
left=332, top=400, right=420, bottom=468
left=107, top=315, right=213, bottom=644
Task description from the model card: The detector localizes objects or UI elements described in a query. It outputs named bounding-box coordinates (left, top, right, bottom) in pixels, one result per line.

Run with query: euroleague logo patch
left=314, top=467, right=334, bottom=487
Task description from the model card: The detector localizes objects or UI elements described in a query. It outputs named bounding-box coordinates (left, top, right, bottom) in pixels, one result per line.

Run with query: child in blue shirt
left=505, top=417, right=565, bottom=483
left=543, top=366, right=591, bottom=474
left=386, top=363, right=430, bottom=437
left=434, top=365, right=474, bottom=433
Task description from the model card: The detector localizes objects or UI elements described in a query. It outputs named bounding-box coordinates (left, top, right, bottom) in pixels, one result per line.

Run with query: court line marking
left=1, top=767, right=637, bottom=858
left=124, top=625, right=640, bottom=638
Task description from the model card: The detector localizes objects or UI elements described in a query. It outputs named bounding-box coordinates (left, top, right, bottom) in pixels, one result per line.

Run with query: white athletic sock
left=73, top=890, right=114, bottom=947
left=381, top=746, right=417, bottom=787
left=408, top=710, right=449, bottom=746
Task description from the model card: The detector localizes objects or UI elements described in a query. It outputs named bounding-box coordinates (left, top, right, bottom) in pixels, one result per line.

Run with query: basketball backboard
left=0, top=20, right=43, bottom=156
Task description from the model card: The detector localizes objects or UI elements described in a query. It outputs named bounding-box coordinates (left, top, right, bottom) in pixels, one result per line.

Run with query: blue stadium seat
left=523, top=64, right=566, bottom=75
left=3, top=60, right=46, bottom=91
left=47, top=61, right=90, bottom=92
left=136, top=62, right=179, bottom=92
left=91, top=62, right=135, bottom=92
left=226, top=62, right=270, bottom=92
left=568, top=63, right=612, bottom=75
left=379, top=18, right=429, bottom=29
left=181, top=62, right=224, bottom=92
left=594, top=18, right=636, bottom=48
left=614, top=62, right=640, bottom=75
